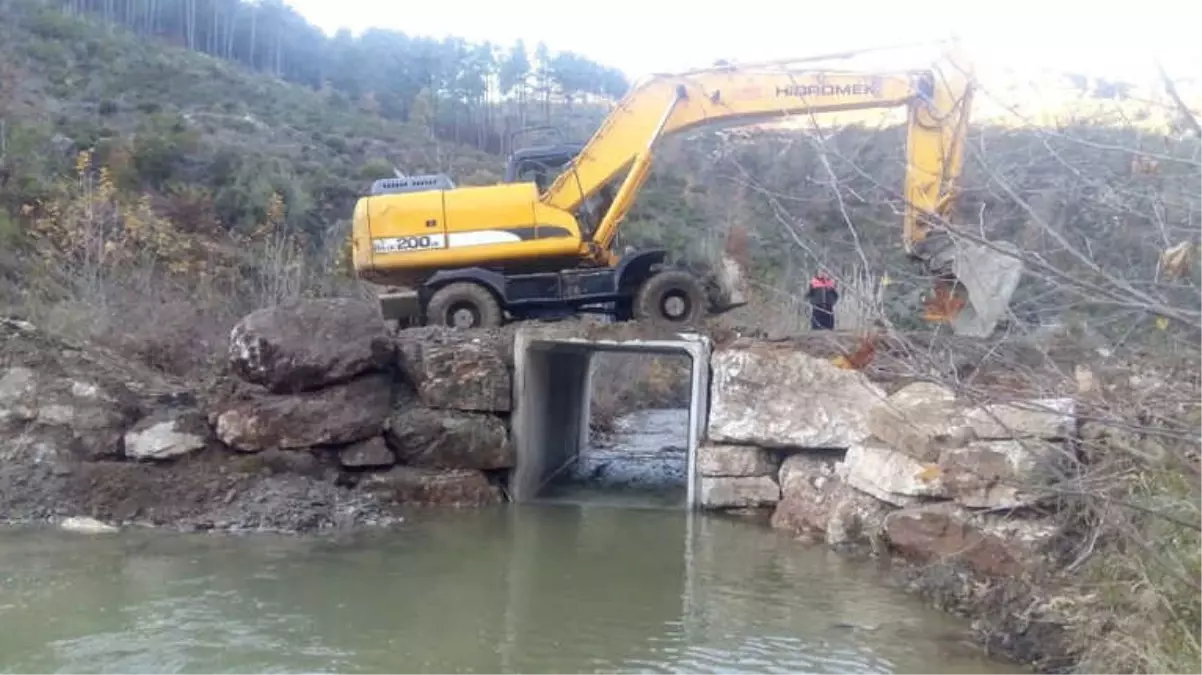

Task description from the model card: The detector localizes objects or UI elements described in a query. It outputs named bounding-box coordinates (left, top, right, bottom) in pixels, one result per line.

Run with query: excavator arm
left=541, top=45, right=1023, bottom=337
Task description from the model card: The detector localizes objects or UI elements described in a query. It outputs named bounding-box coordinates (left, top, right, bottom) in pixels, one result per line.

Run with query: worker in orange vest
left=806, top=272, right=839, bottom=330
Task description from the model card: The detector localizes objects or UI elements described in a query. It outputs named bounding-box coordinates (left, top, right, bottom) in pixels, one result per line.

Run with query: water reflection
left=0, top=506, right=1020, bottom=674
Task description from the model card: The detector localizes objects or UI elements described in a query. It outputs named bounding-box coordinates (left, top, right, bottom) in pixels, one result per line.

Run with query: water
left=563, top=409, right=691, bottom=494
left=0, top=507, right=1021, bottom=674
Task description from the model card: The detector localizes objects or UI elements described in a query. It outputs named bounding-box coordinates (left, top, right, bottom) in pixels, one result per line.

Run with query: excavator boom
left=539, top=45, right=1022, bottom=336
left=351, top=43, right=1024, bottom=336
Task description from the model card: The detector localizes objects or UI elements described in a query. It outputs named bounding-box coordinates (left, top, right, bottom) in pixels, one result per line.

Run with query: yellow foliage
left=1160, top=241, right=1194, bottom=280
left=28, top=155, right=316, bottom=305
left=915, top=464, right=942, bottom=483
left=29, top=149, right=219, bottom=280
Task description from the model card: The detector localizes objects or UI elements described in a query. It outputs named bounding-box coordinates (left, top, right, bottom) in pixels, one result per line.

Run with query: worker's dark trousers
left=810, top=303, right=835, bottom=330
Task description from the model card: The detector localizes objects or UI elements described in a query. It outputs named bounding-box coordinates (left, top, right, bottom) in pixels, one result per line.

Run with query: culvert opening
left=511, top=330, right=711, bottom=509
left=544, top=351, right=694, bottom=507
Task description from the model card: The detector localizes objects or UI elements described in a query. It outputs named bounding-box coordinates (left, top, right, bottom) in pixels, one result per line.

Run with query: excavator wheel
left=425, top=282, right=504, bottom=329
left=632, top=269, right=707, bottom=326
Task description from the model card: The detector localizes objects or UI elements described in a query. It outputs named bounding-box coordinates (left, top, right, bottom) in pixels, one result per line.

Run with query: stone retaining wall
left=2, top=298, right=1079, bottom=558
left=699, top=341, right=1077, bottom=580
left=209, top=302, right=518, bottom=507
left=0, top=301, right=524, bottom=530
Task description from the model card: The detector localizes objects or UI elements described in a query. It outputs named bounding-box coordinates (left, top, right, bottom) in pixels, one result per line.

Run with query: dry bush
left=588, top=352, right=692, bottom=433
left=6, top=150, right=364, bottom=379
left=701, top=74, right=1201, bottom=671
left=1063, top=358, right=1201, bottom=673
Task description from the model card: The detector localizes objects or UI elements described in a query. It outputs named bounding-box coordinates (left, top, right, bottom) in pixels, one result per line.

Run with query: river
left=0, top=409, right=1022, bottom=674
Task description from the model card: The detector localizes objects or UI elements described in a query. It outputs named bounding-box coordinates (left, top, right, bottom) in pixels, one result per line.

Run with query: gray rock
left=124, top=408, right=210, bottom=461
left=699, top=475, right=780, bottom=509
left=396, top=331, right=511, bottom=412
left=697, top=443, right=778, bottom=477
left=359, top=467, right=503, bottom=506
left=707, top=345, right=885, bottom=449
left=338, top=437, right=396, bottom=469
left=386, top=407, right=512, bottom=470
left=939, top=439, right=1065, bottom=508
left=228, top=298, right=395, bottom=394
left=212, top=373, right=393, bottom=452
left=0, top=365, right=141, bottom=461
left=866, top=382, right=973, bottom=462
left=965, top=398, right=1076, bottom=440
left=840, top=442, right=946, bottom=506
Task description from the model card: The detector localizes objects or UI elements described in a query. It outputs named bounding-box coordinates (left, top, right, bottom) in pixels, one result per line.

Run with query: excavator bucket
left=938, top=240, right=1025, bottom=338
left=708, top=252, right=752, bottom=313
left=707, top=226, right=752, bottom=314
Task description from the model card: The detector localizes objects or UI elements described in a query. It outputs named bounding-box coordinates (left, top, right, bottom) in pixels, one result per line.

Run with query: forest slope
left=0, top=0, right=506, bottom=243
left=0, top=0, right=514, bottom=375
left=0, top=4, right=1199, bottom=673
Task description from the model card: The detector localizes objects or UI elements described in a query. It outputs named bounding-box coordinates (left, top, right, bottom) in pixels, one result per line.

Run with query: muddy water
left=0, top=509, right=1020, bottom=674
left=561, top=409, right=692, bottom=498
left=0, top=409, right=1021, bottom=674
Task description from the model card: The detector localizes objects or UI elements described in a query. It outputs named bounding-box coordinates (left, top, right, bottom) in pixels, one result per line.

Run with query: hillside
left=3, top=0, right=1199, bottom=355
left=0, top=0, right=508, bottom=238
left=0, top=3, right=1199, bottom=673
left=0, top=0, right=507, bottom=375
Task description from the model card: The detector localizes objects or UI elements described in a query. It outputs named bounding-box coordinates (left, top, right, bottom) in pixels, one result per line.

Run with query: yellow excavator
left=350, top=44, right=1024, bottom=337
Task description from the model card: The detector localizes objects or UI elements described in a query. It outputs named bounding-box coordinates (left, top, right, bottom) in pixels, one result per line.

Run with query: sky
left=286, top=0, right=1201, bottom=84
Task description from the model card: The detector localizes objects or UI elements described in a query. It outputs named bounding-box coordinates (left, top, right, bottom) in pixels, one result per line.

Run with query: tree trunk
left=248, top=7, right=257, bottom=69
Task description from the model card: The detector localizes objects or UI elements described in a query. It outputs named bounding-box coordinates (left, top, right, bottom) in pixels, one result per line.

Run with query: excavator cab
left=503, top=143, right=583, bottom=189
left=503, top=140, right=620, bottom=244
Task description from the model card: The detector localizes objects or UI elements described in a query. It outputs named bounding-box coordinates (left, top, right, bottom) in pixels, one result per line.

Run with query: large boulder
left=866, top=382, right=973, bottom=462
left=938, top=439, right=1065, bottom=509
left=708, top=345, right=886, bottom=449
left=824, top=485, right=894, bottom=547
left=396, top=328, right=512, bottom=413
left=771, top=452, right=894, bottom=548
left=884, top=503, right=1056, bottom=577
left=228, top=298, right=395, bottom=394
left=770, top=452, right=842, bottom=538
left=699, top=475, right=780, bottom=509
left=965, top=398, right=1076, bottom=440
left=337, top=437, right=396, bottom=469
left=697, top=443, right=779, bottom=477
left=840, top=442, right=946, bottom=506
left=385, top=407, right=513, bottom=470
left=359, top=467, right=503, bottom=506
left=211, top=373, right=393, bottom=452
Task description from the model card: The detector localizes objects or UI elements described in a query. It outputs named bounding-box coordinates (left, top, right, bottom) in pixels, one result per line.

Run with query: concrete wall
left=511, top=326, right=711, bottom=507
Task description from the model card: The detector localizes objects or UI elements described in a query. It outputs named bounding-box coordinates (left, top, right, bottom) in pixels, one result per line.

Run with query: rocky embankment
left=697, top=340, right=1084, bottom=669
left=0, top=303, right=1104, bottom=668
left=0, top=300, right=515, bottom=532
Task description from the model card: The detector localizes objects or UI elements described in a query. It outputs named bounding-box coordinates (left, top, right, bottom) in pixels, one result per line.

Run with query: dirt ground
left=0, top=446, right=414, bottom=533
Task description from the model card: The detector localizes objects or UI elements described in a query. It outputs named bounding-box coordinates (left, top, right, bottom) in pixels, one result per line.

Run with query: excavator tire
left=632, top=269, right=707, bottom=326
left=425, top=282, right=504, bottom=329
